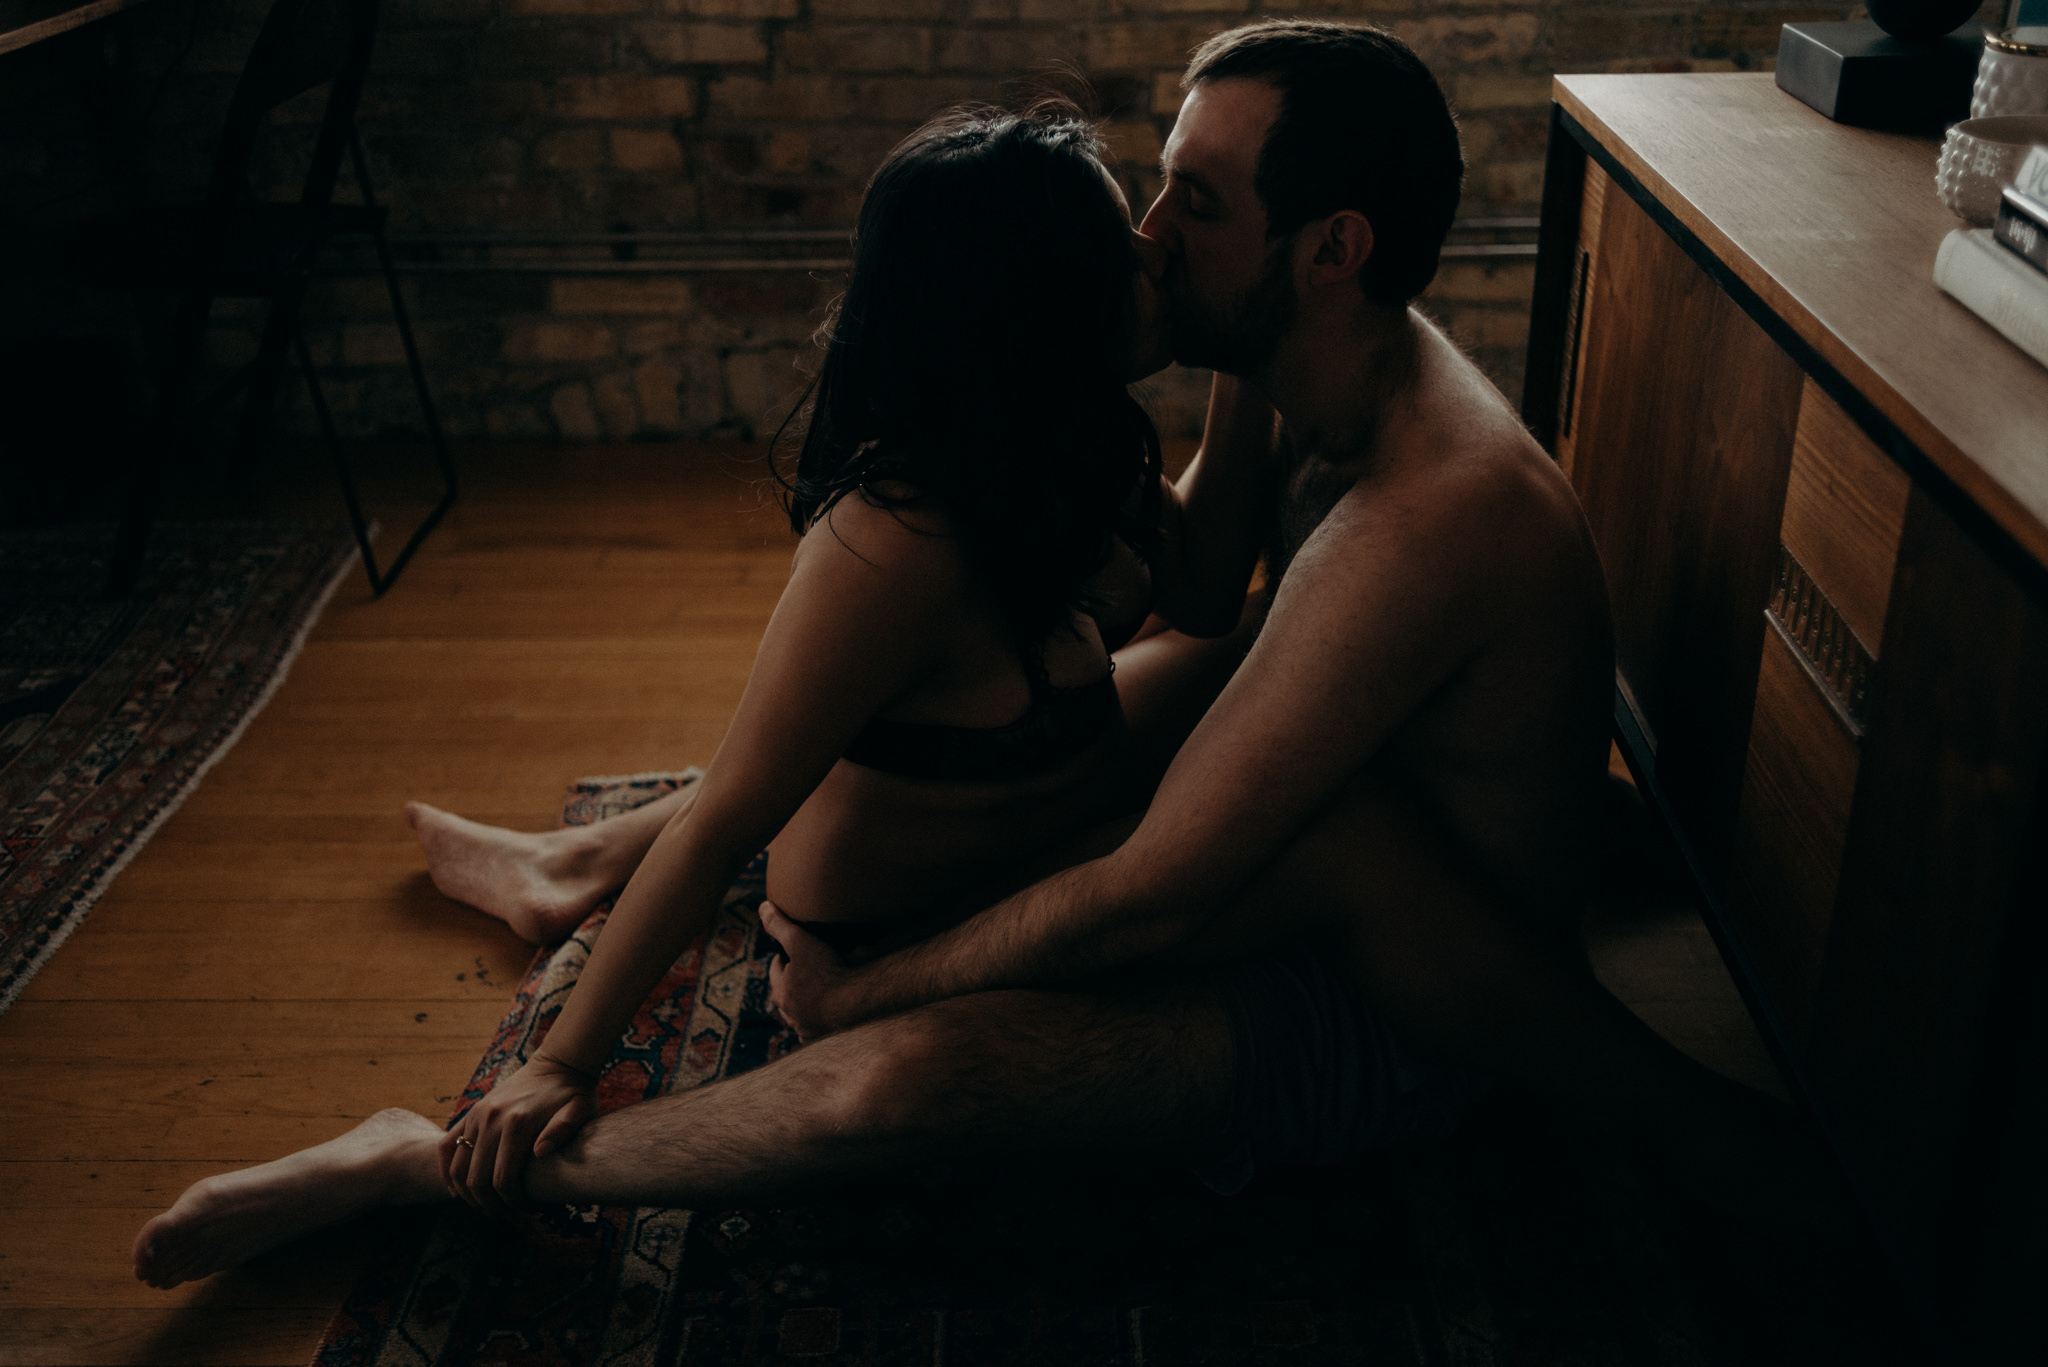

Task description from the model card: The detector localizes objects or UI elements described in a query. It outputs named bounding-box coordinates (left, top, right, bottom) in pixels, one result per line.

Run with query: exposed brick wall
left=0, top=2, right=1995, bottom=446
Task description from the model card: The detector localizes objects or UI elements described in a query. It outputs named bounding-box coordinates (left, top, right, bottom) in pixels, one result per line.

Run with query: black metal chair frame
left=69, top=0, right=454, bottom=597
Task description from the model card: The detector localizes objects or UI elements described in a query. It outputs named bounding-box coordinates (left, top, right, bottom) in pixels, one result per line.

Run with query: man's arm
left=769, top=471, right=1502, bottom=1035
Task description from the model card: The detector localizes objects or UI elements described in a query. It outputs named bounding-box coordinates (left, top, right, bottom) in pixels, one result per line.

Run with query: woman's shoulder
left=801, top=484, right=966, bottom=580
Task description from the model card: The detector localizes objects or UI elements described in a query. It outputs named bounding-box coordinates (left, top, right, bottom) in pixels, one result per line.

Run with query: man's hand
left=761, top=902, right=863, bottom=1042
left=440, top=1052, right=598, bottom=1217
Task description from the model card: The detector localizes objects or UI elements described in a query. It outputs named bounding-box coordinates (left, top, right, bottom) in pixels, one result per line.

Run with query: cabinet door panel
left=1570, top=182, right=1804, bottom=881
left=1782, top=379, right=1911, bottom=654
left=1811, top=489, right=2048, bottom=1288
left=1725, top=624, right=1861, bottom=1047
left=1553, top=162, right=1609, bottom=479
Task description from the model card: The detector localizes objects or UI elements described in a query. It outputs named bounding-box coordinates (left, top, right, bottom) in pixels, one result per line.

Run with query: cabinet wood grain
left=1569, top=175, right=1803, bottom=882
left=1813, top=489, right=2048, bottom=1287
left=1555, top=74, right=2048, bottom=571
left=1535, top=74, right=2048, bottom=1356
left=1783, top=379, right=1911, bottom=653
left=1726, top=625, right=1861, bottom=1046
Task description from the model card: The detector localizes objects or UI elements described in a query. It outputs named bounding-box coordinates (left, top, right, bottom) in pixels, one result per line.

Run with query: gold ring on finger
left=453, top=1136, right=475, bottom=1149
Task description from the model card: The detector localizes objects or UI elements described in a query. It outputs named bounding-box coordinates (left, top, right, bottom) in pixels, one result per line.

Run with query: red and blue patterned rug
left=0, top=522, right=360, bottom=1015
left=314, top=776, right=1922, bottom=1367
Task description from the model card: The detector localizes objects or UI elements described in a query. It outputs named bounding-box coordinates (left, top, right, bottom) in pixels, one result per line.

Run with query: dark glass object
left=1865, top=0, right=1985, bottom=41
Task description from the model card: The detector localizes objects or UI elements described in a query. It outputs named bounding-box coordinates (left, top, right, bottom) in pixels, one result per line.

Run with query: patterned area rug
left=315, top=775, right=1920, bottom=1367
left=0, top=521, right=359, bottom=1014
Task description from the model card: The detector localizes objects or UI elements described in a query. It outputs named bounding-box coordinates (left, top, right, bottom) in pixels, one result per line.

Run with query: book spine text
left=1994, top=189, right=2048, bottom=276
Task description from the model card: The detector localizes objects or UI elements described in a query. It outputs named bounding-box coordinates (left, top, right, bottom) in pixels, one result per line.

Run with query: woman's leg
left=133, top=1108, right=448, bottom=1289
left=406, top=782, right=699, bottom=944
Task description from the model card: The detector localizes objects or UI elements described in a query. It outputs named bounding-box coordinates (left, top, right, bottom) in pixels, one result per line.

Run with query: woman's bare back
left=765, top=491, right=1150, bottom=925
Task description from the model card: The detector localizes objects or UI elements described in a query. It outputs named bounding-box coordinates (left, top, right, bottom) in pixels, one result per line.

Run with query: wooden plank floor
left=0, top=442, right=1779, bottom=1365
left=0, top=444, right=797, bottom=1365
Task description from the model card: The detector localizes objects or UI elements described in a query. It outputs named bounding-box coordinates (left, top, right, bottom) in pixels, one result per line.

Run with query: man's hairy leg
left=406, top=783, right=698, bottom=944
left=135, top=979, right=1234, bottom=1287
left=528, top=978, right=1234, bottom=1208
left=1248, top=779, right=1853, bottom=1230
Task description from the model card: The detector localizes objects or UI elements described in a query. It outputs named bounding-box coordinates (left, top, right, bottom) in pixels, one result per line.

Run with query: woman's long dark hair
left=774, top=102, right=1162, bottom=651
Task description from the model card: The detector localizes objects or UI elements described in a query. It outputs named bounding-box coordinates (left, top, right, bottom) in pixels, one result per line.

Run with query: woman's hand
left=762, top=902, right=861, bottom=1042
left=439, top=1052, right=599, bottom=1216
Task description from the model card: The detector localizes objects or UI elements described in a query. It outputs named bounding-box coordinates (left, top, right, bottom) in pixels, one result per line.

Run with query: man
left=133, top=20, right=1833, bottom=1291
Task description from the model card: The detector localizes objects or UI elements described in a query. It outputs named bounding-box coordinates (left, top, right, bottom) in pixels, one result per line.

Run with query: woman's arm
left=1146, top=374, right=1280, bottom=637
left=442, top=495, right=966, bottom=1212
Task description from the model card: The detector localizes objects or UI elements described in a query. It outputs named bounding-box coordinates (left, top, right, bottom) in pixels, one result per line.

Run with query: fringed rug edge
left=0, top=527, right=364, bottom=1017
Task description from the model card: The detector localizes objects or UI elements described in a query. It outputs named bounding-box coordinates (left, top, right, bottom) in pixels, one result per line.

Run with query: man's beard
left=1168, top=238, right=1296, bottom=375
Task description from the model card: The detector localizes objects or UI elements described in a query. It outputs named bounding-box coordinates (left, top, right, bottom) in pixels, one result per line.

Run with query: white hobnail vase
left=1972, top=28, right=2048, bottom=118
left=1935, top=114, right=2048, bottom=223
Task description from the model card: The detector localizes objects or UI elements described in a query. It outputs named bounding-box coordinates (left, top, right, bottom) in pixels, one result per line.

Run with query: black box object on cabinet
left=1776, top=20, right=1985, bottom=129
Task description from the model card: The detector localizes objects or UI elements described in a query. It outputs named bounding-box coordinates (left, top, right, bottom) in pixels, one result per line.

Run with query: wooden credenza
left=1527, top=75, right=2048, bottom=1354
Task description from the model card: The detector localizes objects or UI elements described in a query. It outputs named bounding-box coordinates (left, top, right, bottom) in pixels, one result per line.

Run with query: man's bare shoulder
left=1314, top=422, right=1578, bottom=576
left=1350, top=346, right=1591, bottom=589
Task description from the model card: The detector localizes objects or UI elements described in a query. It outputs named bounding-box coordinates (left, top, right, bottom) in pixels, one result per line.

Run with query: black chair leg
left=223, top=280, right=307, bottom=488
left=293, top=325, right=448, bottom=598
left=372, top=224, right=457, bottom=552
left=292, top=327, right=385, bottom=594
left=353, top=132, right=459, bottom=519
left=106, top=293, right=212, bottom=598
left=375, top=240, right=454, bottom=482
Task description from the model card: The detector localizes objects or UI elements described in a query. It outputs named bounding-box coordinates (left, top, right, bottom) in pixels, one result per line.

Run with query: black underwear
left=749, top=847, right=922, bottom=958
left=842, top=661, right=1120, bottom=783
left=777, top=912, right=920, bottom=958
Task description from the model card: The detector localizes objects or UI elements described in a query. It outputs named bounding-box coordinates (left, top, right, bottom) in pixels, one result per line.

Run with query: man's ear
left=1303, top=210, right=1373, bottom=286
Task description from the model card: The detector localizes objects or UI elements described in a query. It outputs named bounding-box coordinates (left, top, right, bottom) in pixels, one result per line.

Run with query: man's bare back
left=1268, top=321, right=1614, bottom=936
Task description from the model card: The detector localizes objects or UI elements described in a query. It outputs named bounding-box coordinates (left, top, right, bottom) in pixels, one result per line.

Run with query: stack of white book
left=1935, top=146, right=2048, bottom=368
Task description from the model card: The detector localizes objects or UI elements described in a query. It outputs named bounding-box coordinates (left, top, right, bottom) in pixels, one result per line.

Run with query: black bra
left=843, top=658, right=1120, bottom=782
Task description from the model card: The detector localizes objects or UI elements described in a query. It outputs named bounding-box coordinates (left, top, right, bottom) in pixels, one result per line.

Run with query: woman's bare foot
left=132, top=1109, right=447, bottom=1290
left=406, top=803, right=621, bottom=944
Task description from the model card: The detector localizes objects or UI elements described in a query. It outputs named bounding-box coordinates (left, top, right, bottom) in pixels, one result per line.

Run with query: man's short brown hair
left=1185, top=19, right=1464, bottom=306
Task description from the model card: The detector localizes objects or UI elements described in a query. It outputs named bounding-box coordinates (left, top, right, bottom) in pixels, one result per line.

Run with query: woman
left=428, top=103, right=1272, bottom=1210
